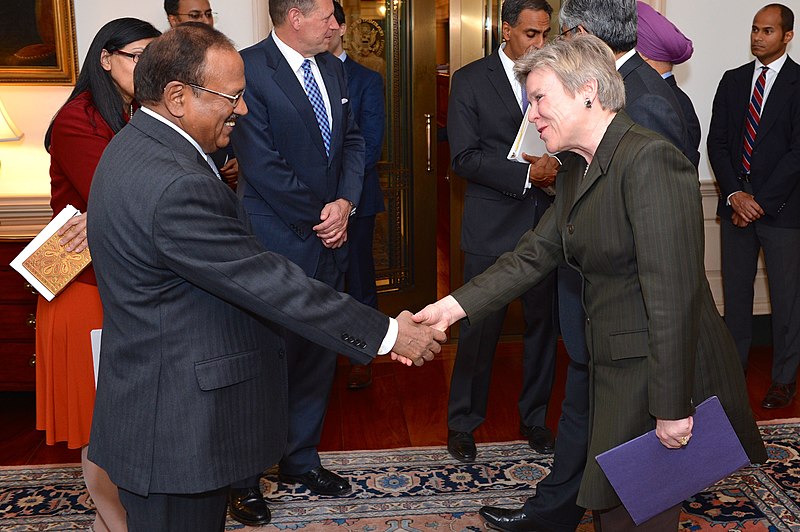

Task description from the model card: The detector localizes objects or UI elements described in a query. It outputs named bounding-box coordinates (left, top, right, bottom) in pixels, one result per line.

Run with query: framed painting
left=0, top=0, right=78, bottom=85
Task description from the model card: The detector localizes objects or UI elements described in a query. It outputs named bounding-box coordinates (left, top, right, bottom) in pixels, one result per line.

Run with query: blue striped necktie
left=521, top=83, right=529, bottom=114
left=741, top=66, right=769, bottom=174
left=301, top=59, right=331, bottom=156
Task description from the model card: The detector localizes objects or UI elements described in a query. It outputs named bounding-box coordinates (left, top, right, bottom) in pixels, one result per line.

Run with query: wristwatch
left=347, top=200, right=356, bottom=217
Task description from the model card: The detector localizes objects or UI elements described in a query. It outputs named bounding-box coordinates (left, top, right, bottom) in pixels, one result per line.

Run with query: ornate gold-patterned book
left=10, top=205, right=91, bottom=301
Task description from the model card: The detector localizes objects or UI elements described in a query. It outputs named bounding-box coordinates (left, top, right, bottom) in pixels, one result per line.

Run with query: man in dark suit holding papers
left=86, top=24, right=444, bottom=531
left=445, top=0, right=559, bottom=467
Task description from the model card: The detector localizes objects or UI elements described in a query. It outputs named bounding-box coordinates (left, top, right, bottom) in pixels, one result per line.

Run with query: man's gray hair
left=269, top=0, right=319, bottom=27
left=514, top=34, right=625, bottom=112
left=559, top=0, right=637, bottom=54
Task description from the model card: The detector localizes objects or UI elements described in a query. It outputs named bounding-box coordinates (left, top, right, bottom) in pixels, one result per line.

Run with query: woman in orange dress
left=37, top=18, right=160, bottom=532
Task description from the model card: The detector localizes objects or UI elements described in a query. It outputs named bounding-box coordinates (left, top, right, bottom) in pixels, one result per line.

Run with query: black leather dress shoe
left=447, top=430, right=477, bottom=462
left=228, top=487, right=271, bottom=526
left=279, top=466, right=352, bottom=496
left=762, top=382, right=797, bottom=409
left=521, top=424, right=555, bottom=454
left=479, top=505, right=544, bottom=531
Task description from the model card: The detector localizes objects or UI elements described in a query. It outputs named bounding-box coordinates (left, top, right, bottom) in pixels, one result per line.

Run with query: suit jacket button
left=567, top=224, right=575, bottom=234
left=359, top=341, right=366, bottom=348
left=342, top=333, right=350, bottom=341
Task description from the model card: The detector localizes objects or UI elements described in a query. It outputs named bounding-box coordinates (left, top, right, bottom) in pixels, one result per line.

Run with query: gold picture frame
left=0, top=0, right=78, bottom=85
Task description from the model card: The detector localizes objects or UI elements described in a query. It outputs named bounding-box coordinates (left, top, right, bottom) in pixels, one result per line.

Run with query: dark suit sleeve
left=623, top=140, right=702, bottom=420
left=339, top=91, right=366, bottom=205
left=358, top=70, right=385, bottom=173
left=707, top=72, right=742, bottom=201
left=447, top=69, right=529, bottom=195
left=152, top=172, right=387, bottom=362
left=754, top=91, right=800, bottom=215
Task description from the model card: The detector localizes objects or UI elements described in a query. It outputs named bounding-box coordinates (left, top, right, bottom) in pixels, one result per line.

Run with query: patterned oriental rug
left=2, top=420, right=799, bottom=531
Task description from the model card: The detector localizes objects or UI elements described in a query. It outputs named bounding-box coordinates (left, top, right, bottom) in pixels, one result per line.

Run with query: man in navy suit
left=329, top=0, right=386, bottom=390
left=708, top=3, right=800, bottom=410
left=229, top=0, right=365, bottom=523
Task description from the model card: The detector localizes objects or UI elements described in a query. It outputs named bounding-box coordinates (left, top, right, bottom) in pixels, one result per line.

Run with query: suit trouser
left=119, top=486, right=228, bottom=532
left=448, top=252, right=557, bottom=433
left=522, top=264, right=590, bottom=531
left=280, top=249, right=345, bottom=474
left=345, top=215, right=378, bottom=367
left=721, top=217, right=800, bottom=383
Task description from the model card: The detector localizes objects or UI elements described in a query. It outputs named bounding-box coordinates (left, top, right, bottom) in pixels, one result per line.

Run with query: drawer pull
left=29, top=354, right=36, bottom=367
left=26, top=314, right=37, bottom=328
left=24, top=282, right=39, bottom=296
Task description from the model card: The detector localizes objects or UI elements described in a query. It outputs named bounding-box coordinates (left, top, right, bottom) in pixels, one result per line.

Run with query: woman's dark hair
left=45, top=17, right=161, bottom=150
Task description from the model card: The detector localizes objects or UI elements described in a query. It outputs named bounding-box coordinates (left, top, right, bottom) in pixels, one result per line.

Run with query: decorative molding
left=0, top=196, right=51, bottom=238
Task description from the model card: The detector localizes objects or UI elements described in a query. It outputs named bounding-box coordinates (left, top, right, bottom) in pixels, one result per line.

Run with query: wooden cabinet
left=0, top=239, right=38, bottom=390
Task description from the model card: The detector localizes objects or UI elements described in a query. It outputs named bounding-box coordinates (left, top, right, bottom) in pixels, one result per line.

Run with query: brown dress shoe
left=762, top=383, right=797, bottom=409
left=347, top=364, right=372, bottom=389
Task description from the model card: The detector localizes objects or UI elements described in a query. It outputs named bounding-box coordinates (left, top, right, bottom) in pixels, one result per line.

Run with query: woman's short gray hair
left=514, top=34, right=625, bottom=112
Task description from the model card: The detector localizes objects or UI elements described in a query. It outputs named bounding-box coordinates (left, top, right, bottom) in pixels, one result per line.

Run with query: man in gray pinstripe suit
left=86, top=24, right=443, bottom=531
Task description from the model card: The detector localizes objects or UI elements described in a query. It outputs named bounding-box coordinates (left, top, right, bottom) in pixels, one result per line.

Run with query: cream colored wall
left=0, top=0, right=266, bottom=214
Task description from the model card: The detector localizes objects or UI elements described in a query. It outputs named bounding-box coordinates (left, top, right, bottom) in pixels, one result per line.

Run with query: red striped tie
left=741, top=66, right=769, bottom=174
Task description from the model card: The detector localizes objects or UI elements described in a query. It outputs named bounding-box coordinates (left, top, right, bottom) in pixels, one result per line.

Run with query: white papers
left=91, top=329, right=102, bottom=388
left=9, top=205, right=81, bottom=301
left=507, top=115, right=548, bottom=163
left=507, top=117, right=556, bottom=196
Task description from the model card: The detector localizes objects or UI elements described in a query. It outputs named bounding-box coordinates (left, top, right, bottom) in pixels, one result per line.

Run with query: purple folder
left=595, top=396, right=751, bottom=525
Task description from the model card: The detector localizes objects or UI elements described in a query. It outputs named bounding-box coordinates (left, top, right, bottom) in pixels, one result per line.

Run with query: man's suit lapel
left=486, top=50, right=523, bottom=123
left=756, top=57, right=799, bottom=146
left=264, top=36, right=328, bottom=159
left=318, top=52, right=343, bottom=158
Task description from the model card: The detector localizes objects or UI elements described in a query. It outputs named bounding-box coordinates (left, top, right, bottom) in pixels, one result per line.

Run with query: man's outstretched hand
left=390, top=310, right=447, bottom=366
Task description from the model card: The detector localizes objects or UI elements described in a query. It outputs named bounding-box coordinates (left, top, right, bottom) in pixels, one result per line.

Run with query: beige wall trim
left=0, top=196, right=51, bottom=239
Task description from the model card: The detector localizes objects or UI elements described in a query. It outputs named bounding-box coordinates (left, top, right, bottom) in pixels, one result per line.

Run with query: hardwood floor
left=0, top=340, right=792, bottom=466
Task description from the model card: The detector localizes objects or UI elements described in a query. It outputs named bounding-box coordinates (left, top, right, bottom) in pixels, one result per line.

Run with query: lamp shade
left=0, top=98, right=23, bottom=142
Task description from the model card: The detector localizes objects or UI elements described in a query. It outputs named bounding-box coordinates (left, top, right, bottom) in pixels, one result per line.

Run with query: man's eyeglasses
left=188, top=83, right=245, bottom=107
left=560, top=24, right=581, bottom=37
left=172, top=10, right=217, bottom=21
left=113, top=50, right=143, bottom=63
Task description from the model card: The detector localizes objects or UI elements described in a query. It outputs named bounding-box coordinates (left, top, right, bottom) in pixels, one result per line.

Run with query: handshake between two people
left=390, top=296, right=466, bottom=367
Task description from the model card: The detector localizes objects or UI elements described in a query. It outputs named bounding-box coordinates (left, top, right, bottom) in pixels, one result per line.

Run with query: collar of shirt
left=615, top=48, right=638, bottom=71
left=754, top=52, right=788, bottom=104
left=661, top=71, right=674, bottom=80
left=337, top=51, right=347, bottom=62
left=271, top=30, right=334, bottom=128
left=139, top=106, right=220, bottom=178
left=499, top=42, right=525, bottom=111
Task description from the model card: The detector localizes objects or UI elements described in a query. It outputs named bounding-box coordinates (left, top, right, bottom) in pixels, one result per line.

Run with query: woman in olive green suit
left=412, top=34, right=766, bottom=530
